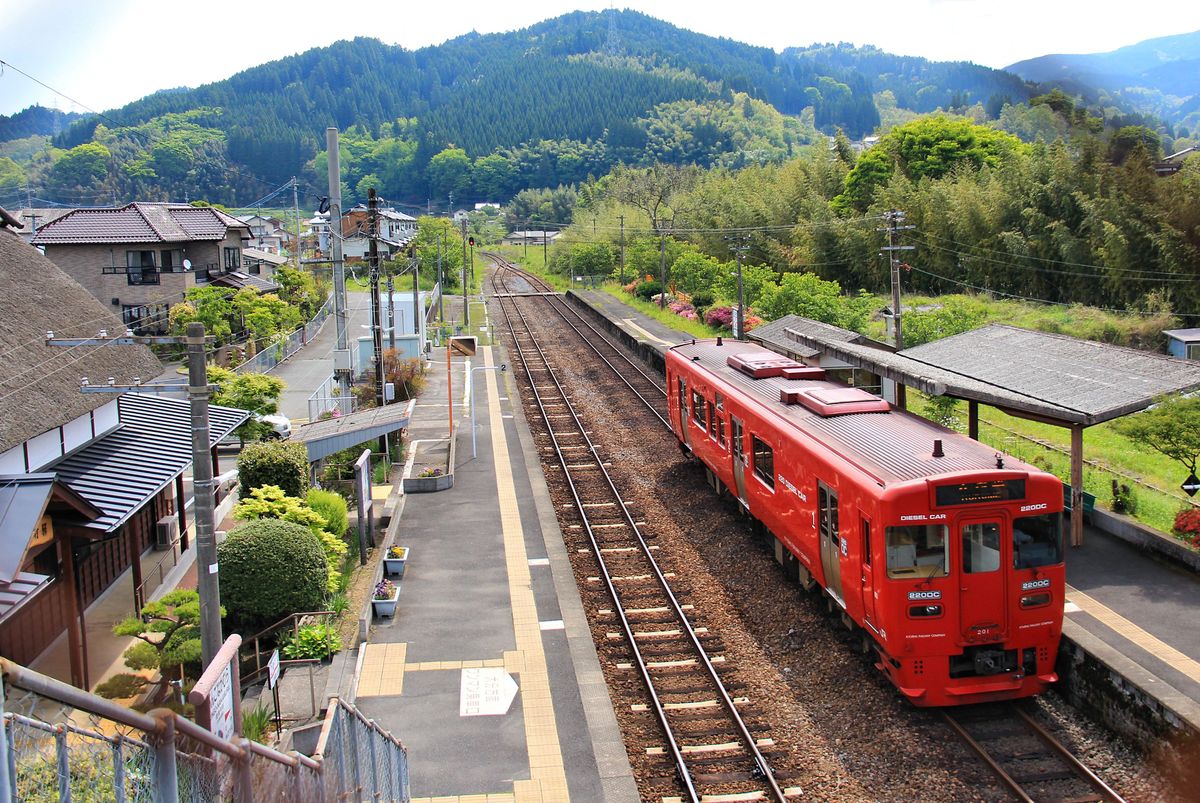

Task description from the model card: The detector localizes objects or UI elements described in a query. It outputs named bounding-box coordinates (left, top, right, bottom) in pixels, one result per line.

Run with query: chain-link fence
left=315, top=700, right=408, bottom=802
left=1, top=658, right=327, bottom=802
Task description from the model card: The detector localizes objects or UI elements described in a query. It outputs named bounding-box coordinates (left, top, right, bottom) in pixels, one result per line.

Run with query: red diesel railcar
left=667, top=339, right=1064, bottom=707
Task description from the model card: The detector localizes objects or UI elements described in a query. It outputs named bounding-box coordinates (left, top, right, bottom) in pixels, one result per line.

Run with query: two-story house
left=32, top=202, right=254, bottom=332
left=0, top=210, right=248, bottom=689
left=341, top=205, right=418, bottom=260
left=238, top=213, right=292, bottom=255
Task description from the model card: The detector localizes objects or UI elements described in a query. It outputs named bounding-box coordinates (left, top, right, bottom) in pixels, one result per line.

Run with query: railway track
left=942, top=704, right=1126, bottom=803
left=490, top=268, right=793, bottom=801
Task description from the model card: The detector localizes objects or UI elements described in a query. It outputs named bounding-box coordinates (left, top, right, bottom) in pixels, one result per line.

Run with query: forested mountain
left=0, top=106, right=83, bottom=141
left=1006, top=30, right=1200, bottom=128
left=1, top=10, right=1188, bottom=210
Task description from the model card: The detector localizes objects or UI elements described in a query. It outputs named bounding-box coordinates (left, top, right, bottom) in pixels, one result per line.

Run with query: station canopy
left=764, top=320, right=1200, bottom=425
left=292, top=401, right=413, bottom=462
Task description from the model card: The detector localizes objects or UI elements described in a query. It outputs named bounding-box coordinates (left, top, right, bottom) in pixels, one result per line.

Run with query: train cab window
left=1013, top=512, right=1062, bottom=568
left=751, top=436, right=774, bottom=489
left=885, top=524, right=948, bottom=579
left=692, top=390, right=707, bottom=428
left=961, top=522, right=1001, bottom=574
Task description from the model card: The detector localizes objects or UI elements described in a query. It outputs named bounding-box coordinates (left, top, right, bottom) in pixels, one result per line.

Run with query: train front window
left=961, top=522, right=1001, bottom=574
left=1013, top=512, right=1062, bottom=568
left=885, top=524, right=948, bottom=579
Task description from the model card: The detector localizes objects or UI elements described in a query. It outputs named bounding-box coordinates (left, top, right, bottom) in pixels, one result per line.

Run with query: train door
left=958, top=517, right=1007, bottom=640
left=818, top=482, right=844, bottom=607
left=859, top=512, right=876, bottom=626
left=676, top=376, right=690, bottom=448
left=730, top=416, right=748, bottom=508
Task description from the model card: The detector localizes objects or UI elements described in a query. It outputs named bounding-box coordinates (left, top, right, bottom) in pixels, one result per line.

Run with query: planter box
left=383, top=547, right=409, bottom=577
left=371, top=587, right=400, bottom=618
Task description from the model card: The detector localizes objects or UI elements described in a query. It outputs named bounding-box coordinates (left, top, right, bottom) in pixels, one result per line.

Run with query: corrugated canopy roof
left=777, top=319, right=1200, bottom=426
left=292, top=401, right=412, bottom=462
left=50, top=394, right=248, bottom=531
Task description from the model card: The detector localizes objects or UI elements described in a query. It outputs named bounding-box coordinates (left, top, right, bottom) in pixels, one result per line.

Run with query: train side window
left=1013, top=512, right=1062, bottom=568
left=751, top=436, right=774, bottom=489
left=709, top=393, right=721, bottom=441
left=691, top=390, right=706, bottom=427
left=961, top=522, right=1001, bottom=573
left=731, top=418, right=745, bottom=462
left=885, top=524, right=948, bottom=579
left=862, top=519, right=871, bottom=566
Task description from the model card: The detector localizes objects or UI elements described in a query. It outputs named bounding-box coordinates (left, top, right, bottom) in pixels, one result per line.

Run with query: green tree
left=233, top=485, right=347, bottom=593
left=426, top=147, right=473, bottom=200
left=109, top=590, right=213, bottom=696
left=50, top=142, right=110, bottom=187
left=208, top=366, right=285, bottom=441
left=237, top=440, right=309, bottom=497
left=1112, top=395, right=1200, bottom=478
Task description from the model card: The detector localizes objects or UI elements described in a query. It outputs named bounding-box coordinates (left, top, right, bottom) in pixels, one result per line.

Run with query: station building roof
left=761, top=318, right=1200, bottom=427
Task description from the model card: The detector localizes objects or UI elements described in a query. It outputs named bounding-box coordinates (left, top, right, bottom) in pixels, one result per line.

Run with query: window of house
left=160, top=249, right=183, bottom=272
left=1188, top=342, right=1200, bottom=360
left=125, top=250, right=157, bottom=285
left=246, top=261, right=261, bottom=275
left=752, top=435, right=774, bottom=489
left=223, top=247, right=241, bottom=270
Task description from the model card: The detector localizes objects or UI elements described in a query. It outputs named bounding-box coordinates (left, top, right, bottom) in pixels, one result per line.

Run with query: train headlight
left=1020, top=592, right=1052, bottom=609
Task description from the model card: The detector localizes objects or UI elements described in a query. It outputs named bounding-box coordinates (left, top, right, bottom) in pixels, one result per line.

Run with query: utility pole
left=46, top=325, right=225, bottom=672
left=880, top=209, right=915, bottom=409
left=726, top=234, right=750, bottom=340
left=618, top=214, right=626, bottom=285
left=460, top=217, right=470, bottom=327
left=386, top=275, right=396, bottom=350
left=411, top=254, right=421, bottom=340
left=542, top=228, right=549, bottom=267
left=523, top=220, right=528, bottom=259
left=368, top=188, right=387, bottom=407
left=437, top=233, right=445, bottom=322
left=657, top=222, right=668, bottom=309
left=327, top=128, right=351, bottom=398
left=291, top=177, right=301, bottom=270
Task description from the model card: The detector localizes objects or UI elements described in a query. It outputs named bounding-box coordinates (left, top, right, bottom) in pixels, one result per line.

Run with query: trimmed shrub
left=237, top=441, right=309, bottom=497
left=218, top=520, right=327, bottom=626
left=307, top=488, right=349, bottom=537
left=634, top=280, right=662, bottom=300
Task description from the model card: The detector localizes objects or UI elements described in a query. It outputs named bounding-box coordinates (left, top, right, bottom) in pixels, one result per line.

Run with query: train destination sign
left=934, top=478, right=1025, bottom=507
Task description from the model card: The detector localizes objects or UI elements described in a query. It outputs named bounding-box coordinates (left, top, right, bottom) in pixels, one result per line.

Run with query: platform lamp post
left=470, top=364, right=507, bottom=458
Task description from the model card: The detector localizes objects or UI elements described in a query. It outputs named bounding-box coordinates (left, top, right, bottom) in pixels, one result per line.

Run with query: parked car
left=219, top=412, right=292, bottom=446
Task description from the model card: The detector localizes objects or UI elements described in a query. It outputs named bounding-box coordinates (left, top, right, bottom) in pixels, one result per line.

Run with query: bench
left=1062, top=486, right=1096, bottom=522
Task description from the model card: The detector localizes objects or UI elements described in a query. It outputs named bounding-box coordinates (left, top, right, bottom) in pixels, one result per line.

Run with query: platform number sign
left=1183, top=473, right=1200, bottom=497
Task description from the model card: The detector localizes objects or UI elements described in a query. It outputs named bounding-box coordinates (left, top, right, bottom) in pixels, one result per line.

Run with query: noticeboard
left=188, top=634, right=243, bottom=741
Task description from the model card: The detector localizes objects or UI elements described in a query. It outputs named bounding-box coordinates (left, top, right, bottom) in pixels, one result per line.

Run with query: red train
left=666, top=339, right=1064, bottom=706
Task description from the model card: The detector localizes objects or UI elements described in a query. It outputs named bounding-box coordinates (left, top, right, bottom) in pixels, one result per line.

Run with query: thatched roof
left=0, top=229, right=162, bottom=453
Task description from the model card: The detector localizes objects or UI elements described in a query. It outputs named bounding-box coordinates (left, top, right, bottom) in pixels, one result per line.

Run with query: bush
left=1173, top=508, right=1200, bottom=548
left=237, top=441, right=309, bottom=497
left=234, top=485, right=347, bottom=592
left=690, top=291, right=714, bottom=311
left=307, top=488, right=349, bottom=537
left=634, top=280, right=662, bottom=300
left=281, top=622, right=342, bottom=660
left=1111, top=480, right=1138, bottom=515
left=218, top=520, right=328, bottom=626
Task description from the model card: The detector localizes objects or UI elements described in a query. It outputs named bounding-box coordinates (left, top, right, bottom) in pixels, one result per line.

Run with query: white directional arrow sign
left=459, top=668, right=520, bottom=717
left=1182, top=473, right=1200, bottom=497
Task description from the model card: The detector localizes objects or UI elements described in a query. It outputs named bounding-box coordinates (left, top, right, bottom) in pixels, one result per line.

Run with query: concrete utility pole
left=437, top=233, right=445, bottom=322
left=881, top=209, right=915, bottom=410
left=461, top=218, right=470, bottom=327
left=618, top=214, right=626, bottom=285
left=411, top=255, right=420, bottom=339
left=726, top=233, right=750, bottom=341
left=327, top=128, right=351, bottom=398
left=367, top=190, right=388, bottom=458
left=658, top=225, right=668, bottom=309
left=292, top=177, right=301, bottom=270
left=386, top=275, right=396, bottom=351
left=46, top=325, right=225, bottom=672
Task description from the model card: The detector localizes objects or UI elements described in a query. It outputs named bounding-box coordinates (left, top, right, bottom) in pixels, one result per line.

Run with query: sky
left=1, top=0, right=1196, bottom=117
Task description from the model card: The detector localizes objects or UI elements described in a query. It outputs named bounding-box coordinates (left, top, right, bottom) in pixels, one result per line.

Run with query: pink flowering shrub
left=705, top=306, right=734, bottom=329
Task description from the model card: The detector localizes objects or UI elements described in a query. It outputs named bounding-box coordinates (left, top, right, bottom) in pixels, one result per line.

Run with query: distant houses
left=501, top=230, right=562, bottom=247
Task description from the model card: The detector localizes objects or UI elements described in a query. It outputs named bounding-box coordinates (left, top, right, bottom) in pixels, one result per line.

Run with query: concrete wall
left=564, top=291, right=667, bottom=374
left=1091, top=507, right=1200, bottom=573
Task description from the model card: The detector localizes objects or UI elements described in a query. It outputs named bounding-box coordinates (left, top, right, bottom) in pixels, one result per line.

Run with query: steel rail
left=496, top=290, right=787, bottom=802
left=486, top=255, right=667, bottom=412
left=941, top=707, right=1126, bottom=803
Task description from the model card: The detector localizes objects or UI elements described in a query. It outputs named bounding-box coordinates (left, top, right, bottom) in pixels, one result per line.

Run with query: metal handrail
left=242, top=611, right=336, bottom=679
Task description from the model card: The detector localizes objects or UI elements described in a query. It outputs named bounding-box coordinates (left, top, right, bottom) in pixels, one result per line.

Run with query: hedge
left=218, top=519, right=327, bottom=626
left=237, top=441, right=309, bottom=497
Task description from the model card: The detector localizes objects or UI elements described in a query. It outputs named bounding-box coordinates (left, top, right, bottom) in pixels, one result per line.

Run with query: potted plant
left=383, top=545, right=409, bottom=577
left=371, top=579, right=400, bottom=618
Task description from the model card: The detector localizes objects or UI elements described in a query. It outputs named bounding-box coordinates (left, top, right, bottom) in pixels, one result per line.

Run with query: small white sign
left=209, top=663, right=235, bottom=741
left=459, top=668, right=519, bottom=717
left=267, top=649, right=281, bottom=690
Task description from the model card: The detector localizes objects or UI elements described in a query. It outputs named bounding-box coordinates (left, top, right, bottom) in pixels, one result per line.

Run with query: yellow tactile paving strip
left=356, top=642, right=407, bottom=697
left=485, top=346, right=571, bottom=803
left=410, top=796, right=515, bottom=803
left=372, top=483, right=393, bottom=501
left=1066, top=584, right=1200, bottom=682
left=405, top=659, right=506, bottom=672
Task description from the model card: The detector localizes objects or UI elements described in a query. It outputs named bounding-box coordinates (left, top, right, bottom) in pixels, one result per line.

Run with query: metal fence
left=233, top=295, right=335, bottom=375
left=315, top=700, right=409, bottom=802
left=307, top=375, right=358, bottom=421
left=0, top=658, right=409, bottom=802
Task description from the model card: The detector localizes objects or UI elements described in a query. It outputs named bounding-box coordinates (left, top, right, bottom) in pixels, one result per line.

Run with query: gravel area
left=491, top=272, right=1181, bottom=802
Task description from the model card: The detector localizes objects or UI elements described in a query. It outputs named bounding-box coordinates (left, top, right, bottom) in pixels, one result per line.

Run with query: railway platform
left=567, top=286, right=1200, bottom=735
left=351, top=342, right=639, bottom=802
